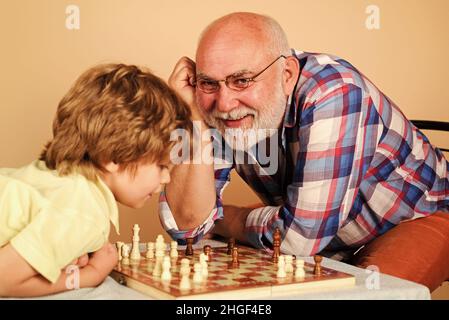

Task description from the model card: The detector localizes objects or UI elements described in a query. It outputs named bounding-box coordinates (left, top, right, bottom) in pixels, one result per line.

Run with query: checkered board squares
left=110, top=246, right=355, bottom=299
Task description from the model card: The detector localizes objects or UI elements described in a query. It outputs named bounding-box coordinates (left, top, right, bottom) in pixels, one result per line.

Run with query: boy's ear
left=103, top=161, right=120, bottom=173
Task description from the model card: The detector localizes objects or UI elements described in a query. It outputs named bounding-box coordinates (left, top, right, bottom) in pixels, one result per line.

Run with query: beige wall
left=0, top=0, right=448, bottom=244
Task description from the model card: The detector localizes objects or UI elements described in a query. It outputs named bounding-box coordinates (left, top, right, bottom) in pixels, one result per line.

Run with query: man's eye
left=198, top=79, right=217, bottom=88
left=232, top=78, right=251, bottom=87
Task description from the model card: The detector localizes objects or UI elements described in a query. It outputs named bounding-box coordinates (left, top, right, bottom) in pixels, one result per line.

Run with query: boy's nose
left=161, top=168, right=171, bottom=184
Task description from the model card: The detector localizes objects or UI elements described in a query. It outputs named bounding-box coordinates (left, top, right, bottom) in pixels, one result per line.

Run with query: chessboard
left=110, top=230, right=355, bottom=299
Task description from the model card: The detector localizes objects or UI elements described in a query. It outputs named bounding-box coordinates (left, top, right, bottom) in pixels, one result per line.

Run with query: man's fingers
left=169, top=56, right=196, bottom=86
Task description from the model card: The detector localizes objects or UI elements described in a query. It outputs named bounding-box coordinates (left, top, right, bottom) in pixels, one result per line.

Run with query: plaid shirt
left=159, top=50, right=449, bottom=260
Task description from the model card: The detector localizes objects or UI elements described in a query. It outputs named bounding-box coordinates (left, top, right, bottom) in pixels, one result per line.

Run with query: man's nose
left=215, top=85, right=240, bottom=113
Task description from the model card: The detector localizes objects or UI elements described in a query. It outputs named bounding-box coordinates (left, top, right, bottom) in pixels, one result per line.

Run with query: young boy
left=0, top=63, right=192, bottom=297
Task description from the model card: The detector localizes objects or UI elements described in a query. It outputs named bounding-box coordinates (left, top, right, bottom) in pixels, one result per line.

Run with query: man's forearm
left=165, top=126, right=216, bottom=230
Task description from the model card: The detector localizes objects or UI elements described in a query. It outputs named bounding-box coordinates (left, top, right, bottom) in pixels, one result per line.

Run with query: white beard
left=199, top=84, right=287, bottom=152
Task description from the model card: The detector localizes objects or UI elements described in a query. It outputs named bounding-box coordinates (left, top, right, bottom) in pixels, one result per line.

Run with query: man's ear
left=103, top=161, right=120, bottom=173
left=282, top=56, right=300, bottom=96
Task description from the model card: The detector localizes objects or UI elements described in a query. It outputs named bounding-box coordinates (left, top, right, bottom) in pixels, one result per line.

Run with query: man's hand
left=168, top=56, right=202, bottom=120
left=213, top=205, right=253, bottom=245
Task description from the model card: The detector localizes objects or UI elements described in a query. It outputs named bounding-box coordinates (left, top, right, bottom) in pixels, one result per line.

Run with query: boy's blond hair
left=40, top=63, right=192, bottom=180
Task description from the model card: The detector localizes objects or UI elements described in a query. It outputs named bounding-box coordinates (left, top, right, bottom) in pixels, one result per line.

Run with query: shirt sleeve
left=245, top=83, right=379, bottom=256
left=158, top=162, right=233, bottom=245
left=10, top=205, right=107, bottom=283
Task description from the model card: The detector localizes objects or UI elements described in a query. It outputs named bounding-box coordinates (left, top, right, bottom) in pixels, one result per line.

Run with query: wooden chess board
left=110, top=246, right=356, bottom=299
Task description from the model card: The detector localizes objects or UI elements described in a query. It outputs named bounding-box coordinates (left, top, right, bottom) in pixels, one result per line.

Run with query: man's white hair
left=198, top=12, right=291, bottom=57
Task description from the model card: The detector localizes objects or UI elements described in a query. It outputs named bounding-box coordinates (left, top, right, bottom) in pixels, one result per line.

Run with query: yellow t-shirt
left=0, top=160, right=119, bottom=283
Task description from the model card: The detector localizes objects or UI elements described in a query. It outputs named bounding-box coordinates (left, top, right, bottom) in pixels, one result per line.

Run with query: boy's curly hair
left=40, top=63, right=192, bottom=180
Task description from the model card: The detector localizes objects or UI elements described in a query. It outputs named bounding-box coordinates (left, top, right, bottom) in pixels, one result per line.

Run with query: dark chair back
left=411, top=120, right=449, bottom=153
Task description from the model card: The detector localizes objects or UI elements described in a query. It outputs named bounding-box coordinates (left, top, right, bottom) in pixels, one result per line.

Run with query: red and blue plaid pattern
left=160, top=50, right=449, bottom=260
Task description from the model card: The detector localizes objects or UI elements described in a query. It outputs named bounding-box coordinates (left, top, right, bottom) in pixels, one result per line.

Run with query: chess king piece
left=185, top=238, right=194, bottom=256
left=227, top=238, right=235, bottom=255
left=130, top=224, right=141, bottom=261
left=272, top=227, right=281, bottom=263
left=313, top=255, right=323, bottom=276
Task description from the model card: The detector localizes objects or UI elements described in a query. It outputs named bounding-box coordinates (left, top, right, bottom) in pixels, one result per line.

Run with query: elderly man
left=161, top=12, right=449, bottom=291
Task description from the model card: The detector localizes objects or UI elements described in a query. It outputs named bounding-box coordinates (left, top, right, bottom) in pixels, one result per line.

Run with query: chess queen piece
left=130, top=224, right=141, bottom=262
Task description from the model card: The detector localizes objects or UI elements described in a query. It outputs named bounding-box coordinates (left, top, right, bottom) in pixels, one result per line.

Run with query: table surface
left=5, top=239, right=431, bottom=300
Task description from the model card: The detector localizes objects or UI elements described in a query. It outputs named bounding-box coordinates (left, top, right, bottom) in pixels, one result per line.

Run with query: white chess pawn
left=121, top=244, right=130, bottom=265
left=130, top=224, right=141, bottom=261
left=180, top=259, right=191, bottom=276
left=152, top=258, right=162, bottom=277
left=285, top=255, right=294, bottom=273
left=116, top=241, right=124, bottom=261
left=192, top=263, right=203, bottom=284
left=155, top=236, right=165, bottom=259
left=179, top=263, right=191, bottom=290
left=146, top=242, right=155, bottom=259
left=170, top=241, right=178, bottom=258
left=199, top=253, right=207, bottom=264
left=161, top=256, right=172, bottom=282
left=295, top=259, right=306, bottom=279
left=277, top=255, right=287, bottom=278
left=180, top=258, right=190, bottom=268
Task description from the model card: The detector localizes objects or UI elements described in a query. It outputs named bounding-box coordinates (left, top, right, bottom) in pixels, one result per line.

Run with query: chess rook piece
left=272, top=228, right=281, bottom=263
left=313, top=255, right=323, bottom=276
left=227, top=238, right=235, bottom=255
left=185, top=238, right=194, bottom=256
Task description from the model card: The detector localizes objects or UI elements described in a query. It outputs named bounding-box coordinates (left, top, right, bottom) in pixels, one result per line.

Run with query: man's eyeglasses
left=193, top=55, right=287, bottom=94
